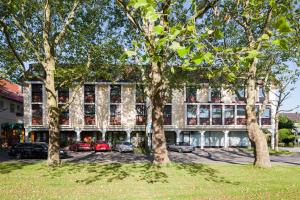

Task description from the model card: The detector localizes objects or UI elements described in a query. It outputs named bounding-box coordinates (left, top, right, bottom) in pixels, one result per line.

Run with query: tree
left=0, top=0, right=123, bottom=166
left=272, top=66, right=299, bottom=150
left=208, top=0, right=299, bottom=167
left=116, top=0, right=217, bottom=164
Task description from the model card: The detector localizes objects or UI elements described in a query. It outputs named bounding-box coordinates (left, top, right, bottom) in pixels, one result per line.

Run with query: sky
left=281, top=63, right=300, bottom=113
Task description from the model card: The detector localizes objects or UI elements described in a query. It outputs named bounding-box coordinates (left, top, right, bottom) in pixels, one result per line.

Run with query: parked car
left=114, top=142, right=134, bottom=153
left=69, top=142, right=93, bottom=151
left=94, top=140, right=111, bottom=152
left=8, top=142, right=67, bottom=159
left=168, top=142, right=194, bottom=153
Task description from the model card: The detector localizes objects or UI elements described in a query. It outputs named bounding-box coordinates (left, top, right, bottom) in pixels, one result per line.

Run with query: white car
left=114, top=142, right=134, bottom=153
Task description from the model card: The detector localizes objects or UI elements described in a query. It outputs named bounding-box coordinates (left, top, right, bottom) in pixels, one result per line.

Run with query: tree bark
left=150, top=62, right=170, bottom=164
left=246, top=59, right=271, bottom=168
left=44, top=60, right=61, bottom=166
left=274, top=112, right=279, bottom=151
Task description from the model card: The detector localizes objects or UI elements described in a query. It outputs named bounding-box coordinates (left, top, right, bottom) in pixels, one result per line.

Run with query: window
left=110, top=85, right=122, bottom=125
left=84, top=85, right=95, bottom=103
left=186, top=87, right=197, bottom=103
left=163, top=105, right=172, bottom=125
left=237, top=105, right=246, bottom=125
left=110, top=85, right=121, bottom=103
left=31, top=84, right=43, bottom=103
left=32, top=104, right=43, bottom=125
left=16, top=104, right=21, bottom=112
left=199, top=105, right=210, bottom=125
left=187, top=105, right=197, bottom=125
left=31, top=84, right=43, bottom=125
left=58, top=89, right=69, bottom=125
left=10, top=103, right=15, bottom=113
left=210, top=88, right=221, bottom=103
left=136, top=105, right=146, bottom=125
left=225, top=105, right=234, bottom=125
left=136, top=85, right=145, bottom=103
left=212, top=105, right=222, bottom=125
left=84, top=85, right=95, bottom=125
left=110, top=104, right=121, bottom=125
left=261, top=106, right=271, bottom=125
left=258, top=86, right=265, bottom=103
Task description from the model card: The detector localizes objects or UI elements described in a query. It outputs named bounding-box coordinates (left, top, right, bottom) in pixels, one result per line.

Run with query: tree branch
left=53, top=0, right=79, bottom=45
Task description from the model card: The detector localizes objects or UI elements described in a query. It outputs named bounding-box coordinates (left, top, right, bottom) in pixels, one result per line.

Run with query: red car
left=94, top=140, right=111, bottom=152
left=69, top=142, right=93, bottom=151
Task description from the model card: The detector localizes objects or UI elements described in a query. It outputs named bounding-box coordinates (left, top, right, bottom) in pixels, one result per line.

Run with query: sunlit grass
left=0, top=161, right=299, bottom=200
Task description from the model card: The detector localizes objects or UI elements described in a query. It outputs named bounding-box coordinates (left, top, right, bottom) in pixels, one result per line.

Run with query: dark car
left=8, top=142, right=66, bottom=159
left=168, top=142, right=194, bottom=153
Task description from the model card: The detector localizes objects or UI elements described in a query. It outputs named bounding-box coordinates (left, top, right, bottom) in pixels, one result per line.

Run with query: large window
left=84, top=85, right=95, bottom=125
left=225, top=105, right=235, bottom=125
left=58, top=89, right=69, bottom=125
left=31, top=84, right=43, bottom=125
left=110, top=104, right=121, bottom=125
left=163, top=105, right=172, bottom=125
left=199, top=105, right=210, bottom=125
left=187, top=105, right=197, bottom=125
left=210, top=88, right=221, bottom=103
left=261, top=106, right=271, bottom=125
left=186, top=87, right=197, bottom=103
left=10, top=103, right=15, bottom=113
left=212, top=105, right=222, bottom=125
left=258, top=86, right=265, bottom=103
left=136, top=85, right=145, bottom=103
left=136, top=105, right=146, bottom=125
left=237, top=105, right=246, bottom=125
left=110, top=85, right=121, bottom=103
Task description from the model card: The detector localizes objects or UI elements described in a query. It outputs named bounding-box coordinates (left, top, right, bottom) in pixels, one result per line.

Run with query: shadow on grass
left=175, top=163, right=240, bottom=185
left=0, top=161, right=35, bottom=174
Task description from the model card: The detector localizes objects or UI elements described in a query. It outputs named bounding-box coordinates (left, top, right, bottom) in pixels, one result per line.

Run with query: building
left=23, top=81, right=276, bottom=148
left=0, top=79, right=24, bottom=146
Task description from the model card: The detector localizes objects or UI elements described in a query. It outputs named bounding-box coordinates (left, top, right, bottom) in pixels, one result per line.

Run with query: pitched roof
left=0, top=79, right=23, bottom=103
left=282, top=113, right=300, bottom=123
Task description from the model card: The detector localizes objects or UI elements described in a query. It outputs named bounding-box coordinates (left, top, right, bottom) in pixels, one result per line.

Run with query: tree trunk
left=246, top=59, right=271, bottom=168
left=44, top=60, right=61, bottom=166
left=150, top=62, right=170, bottom=164
left=274, top=112, right=279, bottom=151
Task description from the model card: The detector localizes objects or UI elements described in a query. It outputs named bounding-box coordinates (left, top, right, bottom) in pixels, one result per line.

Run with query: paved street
left=2, top=148, right=299, bottom=165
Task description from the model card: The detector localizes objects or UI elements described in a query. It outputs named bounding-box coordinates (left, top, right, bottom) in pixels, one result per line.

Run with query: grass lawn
left=0, top=161, right=299, bottom=200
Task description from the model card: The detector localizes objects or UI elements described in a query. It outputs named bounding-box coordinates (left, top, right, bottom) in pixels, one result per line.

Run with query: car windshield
left=122, top=142, right=132, bottom=145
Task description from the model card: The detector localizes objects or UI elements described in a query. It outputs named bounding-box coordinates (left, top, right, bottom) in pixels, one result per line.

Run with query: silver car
left=114, top=142, right=134, bottom=153
left=168, top=142, right=194, bottom=153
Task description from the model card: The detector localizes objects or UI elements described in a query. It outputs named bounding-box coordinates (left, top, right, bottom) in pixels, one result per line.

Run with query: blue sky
left=281, top=63, right=300, bottom=112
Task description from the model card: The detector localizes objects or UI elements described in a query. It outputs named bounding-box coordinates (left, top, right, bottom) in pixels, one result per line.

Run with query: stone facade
left=23, top=81, right=276, bottom=148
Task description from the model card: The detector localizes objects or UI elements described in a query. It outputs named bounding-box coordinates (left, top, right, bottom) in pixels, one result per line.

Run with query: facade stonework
left=23, top=82, right=276, bottom=148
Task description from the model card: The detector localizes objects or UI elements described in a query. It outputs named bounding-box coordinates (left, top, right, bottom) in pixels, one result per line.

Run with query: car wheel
left=16, top=153, right=22, bottom=159
left=178, top=148, right=183, bottom=153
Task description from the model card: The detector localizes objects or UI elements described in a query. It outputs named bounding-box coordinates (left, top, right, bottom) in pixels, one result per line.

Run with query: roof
left=0, top=79, right=23, bottom=103
left=282, top=113, right=300, bottom=123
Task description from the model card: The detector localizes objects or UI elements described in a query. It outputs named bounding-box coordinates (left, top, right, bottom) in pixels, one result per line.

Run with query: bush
left=279, top=128, right=295, bottom=146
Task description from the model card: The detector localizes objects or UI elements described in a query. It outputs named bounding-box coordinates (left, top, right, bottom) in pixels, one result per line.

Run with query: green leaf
left=203, top=52, right=214, bottom=64
left=274, top=16, right=291, bottom=33
left=169, top=41, right=181, bottom=50
left=261, top=34, right=269, bottom=40
left=125, top=50, right=136, bottom=57
left=191, top=54, right=204, bottom=65
left=153, top=25, right=164, bottom=35
left=247, top=50, right=259, bottom=59
left=177, top=47, right=190, bottom=58
left=133, top=0, right=148, bottom=9
left=272, top=39, right=288, bottom=50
